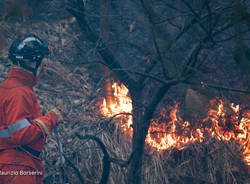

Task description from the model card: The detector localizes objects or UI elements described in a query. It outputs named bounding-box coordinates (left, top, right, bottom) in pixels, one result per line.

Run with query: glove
left=34, top=106, right=65, bottom=136
left=51, top=106, right=64, bottom=122
left=57, top=106, right=64, bottom=120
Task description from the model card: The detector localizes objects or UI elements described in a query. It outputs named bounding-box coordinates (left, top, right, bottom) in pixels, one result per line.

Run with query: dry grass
left=42, top=113, right=249, bottom=184
left=0, top=33, right=249, bottom=184
left=0, top=8, right=249, bottom=184
left=38, top=68, right=249, bottom=184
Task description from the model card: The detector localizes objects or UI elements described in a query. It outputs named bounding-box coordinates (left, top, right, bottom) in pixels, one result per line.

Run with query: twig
left=139, top=0, right=170, bottom=80
left=112, top=68, right=182, bottom=85
left=185, top=81, right=250, bottom=94
left=76, top=134, right=110, bottom=184
left=110, top=112, right=133, bottom=119
left=215, top=28, right=250, bottom=43
left=66, top=2, right=139, bottom=92
left=76, top=134, right=135, bottom=176
left=138, top=58, right=157, bottom=85
left=178, top=42, right=202, bottom=80
left=180, top=0, right=215, bottom=44
left=109, top=152, right=134, bottom=167
left=63, top=154, right=85, bottom=184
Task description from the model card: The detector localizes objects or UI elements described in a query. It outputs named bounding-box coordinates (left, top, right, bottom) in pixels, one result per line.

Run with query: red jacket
left=0, top=68, right=61, bottom=170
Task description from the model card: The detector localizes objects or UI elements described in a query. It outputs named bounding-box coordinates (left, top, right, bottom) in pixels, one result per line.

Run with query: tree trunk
left=101, top=0, right=114, bottom=112
left=127, top=92, right=148, bottom=184
left=127, top=84, right=173, bottom=184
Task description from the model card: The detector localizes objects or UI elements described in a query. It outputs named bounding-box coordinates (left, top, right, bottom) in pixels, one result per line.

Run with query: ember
left=100, top=82, right=250, bottom=166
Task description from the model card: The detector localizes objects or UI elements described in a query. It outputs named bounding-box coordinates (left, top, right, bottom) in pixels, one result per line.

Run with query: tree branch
left=138, top=58, right=157, bottom=85
left=139, top=0, right=170, bottom=79
left=63, top=154, right=85, bottom=184
left=76, top=134, right=134, bottom=182
left=180, top=42, right=202, bottom=78
left=180, top=0, right=215, bottom=44
left=112, top=68, right=182, bottom=85
left=76, top=134, right=110, bottom=184
left=185, top=81, right=250, bottom=94
left=66, top=1, right=138, bottom=91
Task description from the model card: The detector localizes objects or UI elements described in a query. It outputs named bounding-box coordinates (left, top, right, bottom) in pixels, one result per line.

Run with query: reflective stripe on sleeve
left=0, top=129, right=10, bottom=138
left=35, top=119, right=49, bottom=136
left=8, top=119, right=31, bottom=133
left=0, top=119, right=31, bottom=138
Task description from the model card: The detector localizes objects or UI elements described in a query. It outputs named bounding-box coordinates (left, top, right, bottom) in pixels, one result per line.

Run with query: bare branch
left=180, top=0, right=215, bottom=44
left=180, top=42, right=202, bottom=78
left=215, top=28, right=250, bottom=43
left=63, top=154, right=85, bottom=184
left=112, top=68, right=183, bottom=85
left=185, top=81, right=250, bottom=94
left=66, top=1, right=138, bottom=91
left=76, top=134, right=110, bottom=184
left=138, top=59, right=157, bottom=84
left=75, top=134, right=134, bottom=182
left=139, top=0, right=170, bottom=79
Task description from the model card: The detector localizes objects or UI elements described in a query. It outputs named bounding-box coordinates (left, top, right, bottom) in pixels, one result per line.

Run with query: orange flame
left=100, top=83, right=133, bottom=135
left=100, top=82, right=250, bottom=166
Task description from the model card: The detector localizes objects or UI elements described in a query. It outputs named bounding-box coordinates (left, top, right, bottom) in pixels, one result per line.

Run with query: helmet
left=8, top=34, right=50, bottom=75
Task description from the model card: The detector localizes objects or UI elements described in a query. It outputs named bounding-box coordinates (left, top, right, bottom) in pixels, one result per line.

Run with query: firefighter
left=0, top=34, right=64, bottom=184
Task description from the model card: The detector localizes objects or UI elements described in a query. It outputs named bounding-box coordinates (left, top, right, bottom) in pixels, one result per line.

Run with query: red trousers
left=0, top=164, right=44, bottom=184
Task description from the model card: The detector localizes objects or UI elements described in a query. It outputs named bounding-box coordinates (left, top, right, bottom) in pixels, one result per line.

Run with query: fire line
left=100, top=82, right=250, bottom=167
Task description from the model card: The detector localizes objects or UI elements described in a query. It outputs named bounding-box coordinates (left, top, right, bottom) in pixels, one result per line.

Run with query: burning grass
left=34, top=65, right=249, bottom=183
left=26, top=76, right=250, bottom=184
left=100, top=82, right=250, bottom=169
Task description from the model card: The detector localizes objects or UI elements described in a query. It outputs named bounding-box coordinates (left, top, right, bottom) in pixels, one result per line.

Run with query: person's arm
left=3, top=88, right=63, bottom=146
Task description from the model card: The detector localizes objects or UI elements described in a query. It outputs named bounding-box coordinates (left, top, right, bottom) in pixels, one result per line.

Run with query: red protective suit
left=0, top=68, right=62, bottom=184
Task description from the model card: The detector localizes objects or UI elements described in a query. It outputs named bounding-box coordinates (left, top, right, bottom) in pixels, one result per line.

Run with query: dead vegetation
left=0, top=0, right=249, bottom=184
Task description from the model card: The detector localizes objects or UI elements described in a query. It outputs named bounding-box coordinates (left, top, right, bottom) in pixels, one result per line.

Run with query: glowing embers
left=100, top=82, right=250, bottom=166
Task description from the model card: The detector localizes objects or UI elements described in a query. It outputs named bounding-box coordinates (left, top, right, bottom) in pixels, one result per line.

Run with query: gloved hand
left=51, top=106, right=64, bottom=122
left=57, top=106, right=65, bottom=121
left=35, top=106, right=65, bottom=136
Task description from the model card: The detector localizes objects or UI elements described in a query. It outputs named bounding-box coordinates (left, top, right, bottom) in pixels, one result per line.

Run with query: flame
left=100, top=82, right=250, bottom=167
left=100, top=82, right=133, bottom=135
